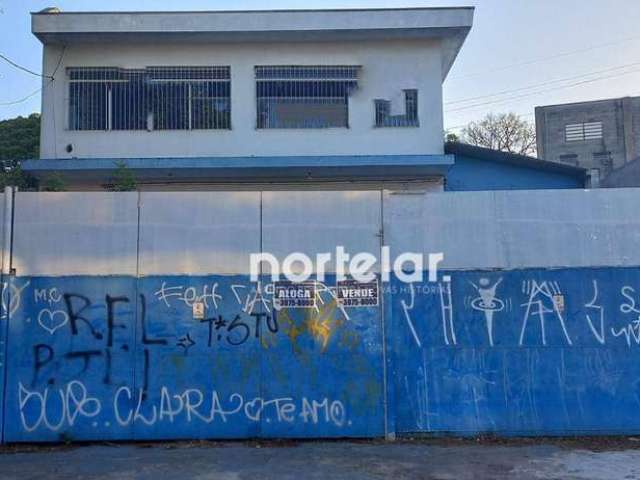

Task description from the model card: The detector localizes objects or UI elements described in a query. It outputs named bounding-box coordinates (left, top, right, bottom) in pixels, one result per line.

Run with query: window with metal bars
left=375, top=90, right=419, bottom=128
left=255, top=66, right=360, bottom=129
left=68, top=67, right=231, bottom=131
left=564, top=121, right=603, bottom=142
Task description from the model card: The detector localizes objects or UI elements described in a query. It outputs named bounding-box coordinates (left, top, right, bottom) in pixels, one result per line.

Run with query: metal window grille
left=565, top=121, right=603, bottom=142
left=375, top=89, right=419, bottom=127
left=68, top=66, right=231, bottom=131
left=255, top=65, right=360, bottom=129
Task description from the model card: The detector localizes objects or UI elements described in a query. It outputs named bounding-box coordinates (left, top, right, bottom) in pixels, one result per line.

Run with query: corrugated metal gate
left=3, top=191, right=385, bottom=441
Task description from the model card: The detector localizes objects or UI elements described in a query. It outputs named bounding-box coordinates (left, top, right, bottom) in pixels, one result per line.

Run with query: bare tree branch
left=461, top=112, right=537, bottom=156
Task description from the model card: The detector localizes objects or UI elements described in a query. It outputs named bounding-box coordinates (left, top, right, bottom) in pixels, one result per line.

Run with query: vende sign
left=337, top=280, right=379, bottom=307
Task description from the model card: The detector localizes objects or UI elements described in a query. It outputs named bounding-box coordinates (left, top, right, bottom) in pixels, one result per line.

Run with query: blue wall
left=5, top=267, right=640, bottom=441
left=4, top=275, right=384, bottom=442
left=446, top=154, right=584, bottom=191
left=390, top=268, right=640, bottom=435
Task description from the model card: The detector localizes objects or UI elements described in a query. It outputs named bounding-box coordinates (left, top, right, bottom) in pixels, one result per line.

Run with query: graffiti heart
left=37, top=309, right=69, bottom=335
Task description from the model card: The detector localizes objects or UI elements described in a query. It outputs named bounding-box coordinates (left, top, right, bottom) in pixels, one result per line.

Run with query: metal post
left=2, top=187, right=13, bottom=276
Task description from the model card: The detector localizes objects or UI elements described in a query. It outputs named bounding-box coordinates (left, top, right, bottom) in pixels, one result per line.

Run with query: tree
left=0, top=114, right=40, bottom=189
left=0, top=114, right=40, bottom=161
left=108, top=161, right=137, bottom=192
left=445, top=132, right=459, bottom=143
left=462, top=113, right=536, bottom=156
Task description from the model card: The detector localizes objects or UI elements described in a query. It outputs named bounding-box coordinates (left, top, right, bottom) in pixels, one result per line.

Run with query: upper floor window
left=375, top=89, right=419, bottom=128
left=68, top=66, right=231, bottom=131
left=565, top=121, right=602, bottom=142
left=255, top=66, right=360, bottom=129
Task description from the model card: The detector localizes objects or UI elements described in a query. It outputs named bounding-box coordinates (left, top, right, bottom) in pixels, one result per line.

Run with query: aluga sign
left=250, top=246, right=446, bottom=283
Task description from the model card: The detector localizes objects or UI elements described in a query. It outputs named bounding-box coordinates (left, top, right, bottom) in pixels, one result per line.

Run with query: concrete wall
left=40, top=39, right=444, bottom=160
left=3, top=188, right=640, bottom=441
left=385, top=188, right=640, bottom=435
left=445, top=154, right=584, bottom=191
left=535, top=97, right=640, bottom=177
left=4, top=191, right=384, bottom=442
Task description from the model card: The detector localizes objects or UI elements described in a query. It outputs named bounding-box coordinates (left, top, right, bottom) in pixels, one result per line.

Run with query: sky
left=1, top=0, right=640, bottom=133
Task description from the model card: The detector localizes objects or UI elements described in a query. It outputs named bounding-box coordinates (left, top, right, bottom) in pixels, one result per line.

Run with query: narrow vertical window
left=375, top=89, right=420, bottom=127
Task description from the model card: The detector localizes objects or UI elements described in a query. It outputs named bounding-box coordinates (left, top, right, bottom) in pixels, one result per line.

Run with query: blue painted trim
left=23, top=155, right=453, bottom=171
left=22, top=155, right=453, bottom=182
left=25, top=155, right=453, bottom=170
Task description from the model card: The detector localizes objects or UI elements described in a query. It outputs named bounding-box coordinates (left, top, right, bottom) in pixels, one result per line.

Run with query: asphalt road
left=1, top=439, right=640, bottom=479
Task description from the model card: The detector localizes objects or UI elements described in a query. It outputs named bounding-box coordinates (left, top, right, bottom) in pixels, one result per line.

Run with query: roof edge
left=445, top=141, right=587, bottom=177
left=32, top=7, right=475, bottom=15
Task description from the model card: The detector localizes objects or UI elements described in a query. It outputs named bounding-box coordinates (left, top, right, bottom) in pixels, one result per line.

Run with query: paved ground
left=1, top=439, right=640, bottom=479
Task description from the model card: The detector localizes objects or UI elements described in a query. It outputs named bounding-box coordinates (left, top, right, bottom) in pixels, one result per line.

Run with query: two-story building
left=22, top=7, right=474, bottom=191
left=535, top=96, right=640, bottom=186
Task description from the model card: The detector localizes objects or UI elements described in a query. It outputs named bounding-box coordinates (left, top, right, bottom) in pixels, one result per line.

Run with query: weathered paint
left=4, top=274, right=384, bottom=442
left=390, top=268, right=640, bottom=435
left=3, top=188, right=640, bottom=441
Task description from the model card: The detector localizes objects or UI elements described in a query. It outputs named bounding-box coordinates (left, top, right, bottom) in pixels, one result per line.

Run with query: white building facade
left=25, top=8, right=474, bottom=189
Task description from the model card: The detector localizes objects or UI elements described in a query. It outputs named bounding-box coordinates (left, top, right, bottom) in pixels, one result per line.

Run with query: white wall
left=40, top=39, right=444, bottom=159
left=384, top=188, right=640, bottom=271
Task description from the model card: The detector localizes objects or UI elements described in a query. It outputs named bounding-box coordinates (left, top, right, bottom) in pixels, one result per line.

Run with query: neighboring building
left=22, top=7, right=474, bottom=190
left=535, top=96, right=640, bottom=185
left=444, top=142, right=587, bottom=191
left=601, top=155, right=640, bottom=188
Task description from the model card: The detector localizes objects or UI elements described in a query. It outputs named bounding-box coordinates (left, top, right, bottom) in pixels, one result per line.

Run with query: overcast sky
left=2, top=0, right=640, bottom=132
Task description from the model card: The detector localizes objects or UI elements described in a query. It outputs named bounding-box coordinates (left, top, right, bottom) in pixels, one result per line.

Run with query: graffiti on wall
left=392, top=268, right=640, bottom=435
left=397, top=272, right=640, bottom=349
left=3, top=275, right=383, bottom=441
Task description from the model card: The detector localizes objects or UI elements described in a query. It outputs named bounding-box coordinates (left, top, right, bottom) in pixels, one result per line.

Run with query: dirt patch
left=396, top=434, right=640, bottom=451
left=1, top=436, right=640, bottom=453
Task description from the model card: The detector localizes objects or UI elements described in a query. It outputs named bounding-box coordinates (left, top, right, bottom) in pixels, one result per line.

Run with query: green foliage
left=0, top=113, right=40, bottom=160
left=0, top=114, right=40, bottom=190
left=109, top=161, right=137, bottom=192
left=42, top=173, right=66, bottom=192
left=0, top=161, right=38, bottom=190
left=445, top=132, right=460, bottom=143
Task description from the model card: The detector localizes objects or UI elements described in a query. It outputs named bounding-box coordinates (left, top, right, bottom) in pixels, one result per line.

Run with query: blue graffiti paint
left=4, top=275, right=384, bottom=442
left=390, top=268, right=640, bottom=435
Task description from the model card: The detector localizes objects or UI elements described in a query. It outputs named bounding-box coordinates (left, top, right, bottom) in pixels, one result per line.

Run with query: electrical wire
left=448, top=34, right=640, bottom=81
left=446, top=67, right=640, bottom=113
left=0, top=52, right=52, bottom=79
left=0, top=86, right=43, bottom=106
left=446, top=61, right=640, bottom=105
left=0, top=46, right=65, bottom=109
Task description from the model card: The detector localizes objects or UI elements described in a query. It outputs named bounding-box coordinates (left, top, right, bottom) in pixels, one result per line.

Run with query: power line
left=445, top=67, right=640, bottom=114
left=446, top=61, right=640, bottom=106
left=445, top=112, right=535, bottom=131
left=0, top=47, right=65, bottom=108
left=448, top=34, right=640, bottom=81
left=0, top=86, right=42, bottom=106
left=50, top=46, right=66, bottom=78
left=0, top=52, right=51, bottom=79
